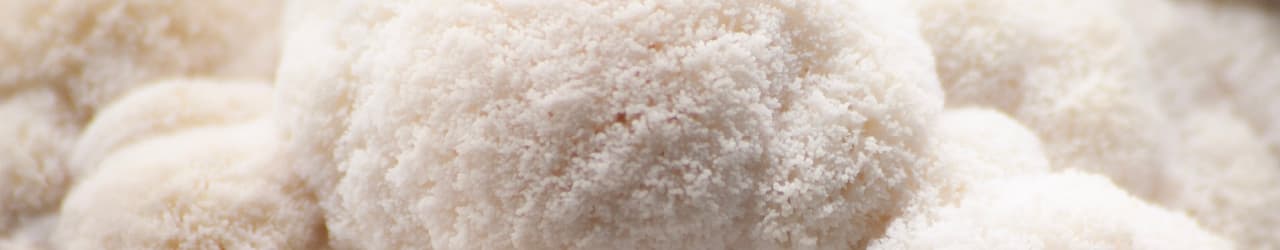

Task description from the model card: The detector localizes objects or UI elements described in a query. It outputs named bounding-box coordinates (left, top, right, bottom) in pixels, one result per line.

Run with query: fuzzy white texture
left=0, top=0, right=282, bottom=116
left=875, top=107, right=1232, bottom=249
left=53, top=82, right=324, bottom=250
left=0, top=0, right=1275, bottom=248
left=919, top=108, right=1049, bottom=204
left=55, top=119, right=324, bottom=250
left=0, top=215, right=57, bottom=250
left=1120, top=0, right=1280, bottom=159
left=917, top=0, right=1177, bottom=201
left=929, top=108, right=1048, bottom=181
left=0, top=0, right=281, bottom=238
left=1114, top=0, right=1280, bottom=248
left=0, top=87, right=78, bottom=235
left=69, top=80, right=273, bottom=180
left=869, top=171, right=1234, bottom=250
left=1161, top=108, right=1280, bottom=249
left=277, top=0, right=943, bottom=249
